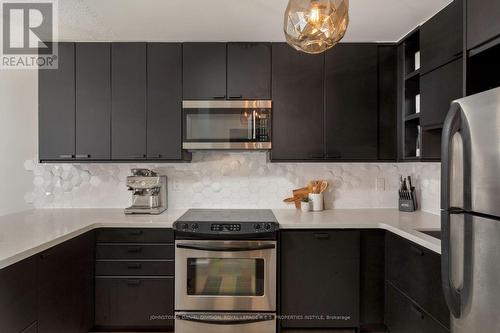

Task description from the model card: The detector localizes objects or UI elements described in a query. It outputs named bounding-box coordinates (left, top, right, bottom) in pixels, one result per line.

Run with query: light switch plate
left=173, top=179, right=183, bottom=192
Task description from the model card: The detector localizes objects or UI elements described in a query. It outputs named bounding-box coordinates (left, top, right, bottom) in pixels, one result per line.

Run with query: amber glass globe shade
left=284, top=0, right=349, bottom=54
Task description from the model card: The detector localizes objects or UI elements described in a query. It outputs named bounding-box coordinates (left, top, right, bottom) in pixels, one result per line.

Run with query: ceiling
left=57, top=0, right=452, bottom=42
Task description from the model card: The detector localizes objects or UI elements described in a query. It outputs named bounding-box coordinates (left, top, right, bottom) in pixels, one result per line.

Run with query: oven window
left=187, top=258, right=265, bottom=296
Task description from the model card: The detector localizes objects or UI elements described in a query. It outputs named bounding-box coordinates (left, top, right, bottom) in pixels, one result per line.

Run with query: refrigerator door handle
left=441, top=211, right=463, bottom=318
left=441, top=103, right=462, bottom=211
left=441, top=103, right=473, bottom=319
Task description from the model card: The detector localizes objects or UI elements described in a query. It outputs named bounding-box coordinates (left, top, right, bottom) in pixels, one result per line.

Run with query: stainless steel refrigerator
left=441, top=86, right=500, bottom=332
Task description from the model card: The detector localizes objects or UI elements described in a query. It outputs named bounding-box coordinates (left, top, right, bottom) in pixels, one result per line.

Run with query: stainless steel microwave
left=182, top=100, right=272, bottom=150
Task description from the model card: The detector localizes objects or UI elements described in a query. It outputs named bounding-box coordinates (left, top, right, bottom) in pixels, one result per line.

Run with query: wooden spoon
left=319, top=180, right=329, bottom=193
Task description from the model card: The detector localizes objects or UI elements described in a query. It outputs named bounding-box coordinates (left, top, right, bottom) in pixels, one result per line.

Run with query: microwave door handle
left=176, top=314, right=274, bottom=325
left=176, top=243, right=275, bottom=252
left=252, top=110, right=256, bottom=140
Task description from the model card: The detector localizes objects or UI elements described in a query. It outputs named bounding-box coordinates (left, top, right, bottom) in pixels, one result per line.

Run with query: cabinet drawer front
left=96, top=228, right=173, bottom=243
left=96, top=244, right=174, bottom=259
left=386, top=234, right=449, bottom=328
left=95, top=277, right=174, bottom=329
left=386, top=284, right=449, bottom=333
left=95, top=260, right=174, bottom=276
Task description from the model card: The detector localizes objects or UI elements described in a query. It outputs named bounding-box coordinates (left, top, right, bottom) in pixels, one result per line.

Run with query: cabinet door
left=420, top=0, right=463, bottom=74
left=0, top=257, right=37, bottom=332
left=183, top=43, right=226, bottom=99
left=386, top=284, right=449, bottom=333
left=147, top=43, right=183, bottom=160
left=378, top=46, right=398, bottom=161
left=111, top=43, right=147, bottom=160
left=280, top=230, right=360, bottom=328
left=325, top=44, right=378, bottom=160
left=38, top=232, right=94, bottom=333
left=39, top=42, right=75, bottom=161
left=271, top=43, right=324, bottom=161
left=227, top=42, right=271, bottom=99
left=420, top=58, right=463, bottom=127
left=386, top=233, right=450, bottom=328
left=75, top=43, right=111, bottom=160
left=467, top=0, right=500, bottom=50
left=95, top=277, right=174, bottom=330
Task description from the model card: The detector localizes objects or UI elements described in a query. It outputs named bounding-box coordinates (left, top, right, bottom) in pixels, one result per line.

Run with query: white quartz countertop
left=0, top=208, right=442, bottom=270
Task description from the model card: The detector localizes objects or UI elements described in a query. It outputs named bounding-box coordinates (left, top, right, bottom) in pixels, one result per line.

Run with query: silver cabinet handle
left=176, top=314, right=274, bottom=325
left=176, top=243, right=275, bottom=252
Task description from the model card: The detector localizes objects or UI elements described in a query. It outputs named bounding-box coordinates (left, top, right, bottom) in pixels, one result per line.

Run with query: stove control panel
left=210, top=224, right=241, bottom=232
left=173, top=221, right=279, bottom=237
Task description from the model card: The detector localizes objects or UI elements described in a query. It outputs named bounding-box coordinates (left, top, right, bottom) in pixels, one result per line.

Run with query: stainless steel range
left=173, top=209, right=278, bottom=333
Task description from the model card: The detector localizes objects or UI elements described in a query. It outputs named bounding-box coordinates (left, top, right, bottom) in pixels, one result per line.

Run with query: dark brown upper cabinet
left=378, top=46, right=398, bottom=161
left=325, top=44, right=379, bottom=161
left=111, top=43, right=147, bottom=160
left=183, top=43, right=227, bottom=99
left=420, top=57, right=463, bottom=127
left=75, top=43, right=111, bottom=160
left=227, top=43, right=271, bottom=99
left=271, top=43, right=325, bottom=161
left=420, top=0, right=463, bottom=74
left=467, top=0, right=500, bottom=50
left=39, top=42, right=75, bottom=161
left=147, top=43, right=184, bottom=160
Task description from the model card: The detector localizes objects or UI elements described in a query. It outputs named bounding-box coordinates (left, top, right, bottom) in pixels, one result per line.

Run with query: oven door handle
left=176, top=243, right=275, bottom=252
left=176, top=314, right=274, bottom=325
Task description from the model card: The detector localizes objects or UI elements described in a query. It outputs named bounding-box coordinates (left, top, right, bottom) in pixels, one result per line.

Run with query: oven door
left=175, top=240, right=276, bottom=311
left=175, top=312, right=276, bottom=333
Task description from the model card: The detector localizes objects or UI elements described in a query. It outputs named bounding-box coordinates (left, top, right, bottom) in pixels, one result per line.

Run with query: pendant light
left=284, top=0, right=349, bottom=54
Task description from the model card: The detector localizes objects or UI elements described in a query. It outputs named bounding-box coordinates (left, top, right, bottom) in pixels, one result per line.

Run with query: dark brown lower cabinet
left=21, top=321, right=38, bottom=333
left=94, top=228, right=175, bottom=332
left=280, top=230, right=360, bottom=329
left=385, top=234, right=449, bottom=328
left=386, top=283, right=449, bottom=333
left=95, top=277, right=174, bottom=330
left=37, top=232, right=94, bottom=333
left=0, top=257, right=37, bottom=332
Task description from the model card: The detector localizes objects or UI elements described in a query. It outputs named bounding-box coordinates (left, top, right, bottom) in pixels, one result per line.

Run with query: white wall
left=0, top=69, right=38, bottom=216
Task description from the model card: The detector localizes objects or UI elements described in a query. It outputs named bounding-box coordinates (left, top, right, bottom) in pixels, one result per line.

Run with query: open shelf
left=403, top=30, right=420, bottom=76
left=405, top=113, right=421, bottom=122
left=399, top=28, right=425, bottom=161
left=405, top=69, right=420, bottom=81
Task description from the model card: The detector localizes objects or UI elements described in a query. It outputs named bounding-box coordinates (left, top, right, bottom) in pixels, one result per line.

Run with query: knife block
left=399, top=189, right=417, bottom=212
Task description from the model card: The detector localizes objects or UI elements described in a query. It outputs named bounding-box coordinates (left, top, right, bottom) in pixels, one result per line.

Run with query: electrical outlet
left=376, top=178, right=385, bottom=191
left=172, top=179, right=183, bottom=192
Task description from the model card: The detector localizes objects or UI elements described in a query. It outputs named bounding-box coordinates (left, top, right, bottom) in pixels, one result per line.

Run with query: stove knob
left=181, top=223, right=189, bottom=230
left=254, top=223, right=261, bottom=230
left=264, top=223, right=272, bottom=230
left=191, top=223, right=199, bottom=230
